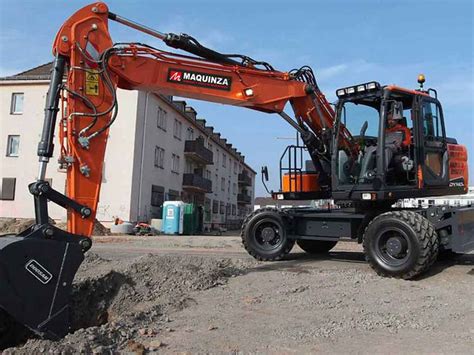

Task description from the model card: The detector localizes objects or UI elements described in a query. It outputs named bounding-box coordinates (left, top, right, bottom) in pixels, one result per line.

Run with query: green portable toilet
left=183, top=203, right=198, bottom=235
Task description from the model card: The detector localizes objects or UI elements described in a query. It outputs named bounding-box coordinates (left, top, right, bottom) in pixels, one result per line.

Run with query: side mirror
left=261, top=166, right=269, bottom=182
left=360, top=120, right=368, bottom=137
left=261, top=166, right=271, bottom=195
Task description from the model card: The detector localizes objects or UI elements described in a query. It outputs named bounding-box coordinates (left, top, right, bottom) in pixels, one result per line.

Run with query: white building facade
left=0, top=63, right=255, bottom=231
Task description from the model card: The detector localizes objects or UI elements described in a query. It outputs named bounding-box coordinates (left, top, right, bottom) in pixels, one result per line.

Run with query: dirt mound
left=0, top=218, right=110, bottom=236
left=92, top=220, right=111, bottom=236
left=55, top=219, right=110, bottom=236
left=0, top=218, right=36, bottom=234
left=4, top=253, right=251, bottom=354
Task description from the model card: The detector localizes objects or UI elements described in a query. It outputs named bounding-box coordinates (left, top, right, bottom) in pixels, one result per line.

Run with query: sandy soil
left=4, top=234, right=473, bottom=354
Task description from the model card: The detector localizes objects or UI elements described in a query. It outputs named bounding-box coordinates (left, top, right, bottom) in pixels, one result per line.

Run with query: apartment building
left=0, top=63, right=255, bottom=231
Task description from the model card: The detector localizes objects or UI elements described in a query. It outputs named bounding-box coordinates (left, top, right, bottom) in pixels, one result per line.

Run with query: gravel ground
left=3, top=235, right=473, bottom=354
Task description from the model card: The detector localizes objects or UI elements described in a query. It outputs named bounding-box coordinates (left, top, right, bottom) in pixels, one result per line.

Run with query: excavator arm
left=0, top=2, right=356, bottom=344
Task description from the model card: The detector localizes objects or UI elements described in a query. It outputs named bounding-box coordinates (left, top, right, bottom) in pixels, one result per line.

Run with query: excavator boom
left=51, top=2, right=354, bottom=236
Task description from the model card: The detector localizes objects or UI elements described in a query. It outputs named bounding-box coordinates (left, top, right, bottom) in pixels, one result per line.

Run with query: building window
left=6, top=135, right=20, bottom=157
left=157, top=107, right=167, bottom=131
left=173, top=119, right=182, bottom=140
left=228, top=180, right=231, bottom=194
left=226, top=203, right=231, bottom=216
left=221, top=177, right=225, bottom=191
left=212, top=200, right=219, bottom=214
left=222, top=153, right=226, bottom=168
left=168, top=189, right=180, bottom=201
left=232, top=204, right=236, bottom=216
left=10, top=93, right=24, bottom=114
left=171, top=153, right=180, bottom=173
left=154, top=146, right=165, bottom=168
left=220, top=201, right=225, bottom=214
left=185, top=160, right=193, bottom=174
left=234, top=162, right=237, bottom=174
left=205, top=169, right=211, bottom=179
left=151, top=185, right=164, bottom=207
left=233, top=182, right=237, bottom=195
left=0, top=178, right=16, bottom=200
left=204, top=198, right=211, bottom=222
left=186, top=127, right=194, bottom=141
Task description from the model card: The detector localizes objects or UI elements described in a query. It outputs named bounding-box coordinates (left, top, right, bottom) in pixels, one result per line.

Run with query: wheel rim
left=251, top=218, right=284, bottom=251
left=374, top=227, right=412, bottom=267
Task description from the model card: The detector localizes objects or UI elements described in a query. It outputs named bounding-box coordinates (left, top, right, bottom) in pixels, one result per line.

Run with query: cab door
left=416, top=98, right=449, bottom=187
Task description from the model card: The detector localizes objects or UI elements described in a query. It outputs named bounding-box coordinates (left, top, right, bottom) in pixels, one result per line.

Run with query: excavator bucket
left=0, top=224, right=89, bottom=348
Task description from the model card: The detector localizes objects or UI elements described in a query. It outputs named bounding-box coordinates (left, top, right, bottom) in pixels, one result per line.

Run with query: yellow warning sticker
left=86, top=72, right=99, bottom=82
left=85, top=82, right=99, bottom=96
left=85, top=70, right=99, bottom=96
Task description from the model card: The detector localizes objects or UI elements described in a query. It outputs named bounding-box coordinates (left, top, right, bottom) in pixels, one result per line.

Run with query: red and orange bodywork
left=447, top=144, right=469, bottom=190
left=282, top=173, right=320, bottom=194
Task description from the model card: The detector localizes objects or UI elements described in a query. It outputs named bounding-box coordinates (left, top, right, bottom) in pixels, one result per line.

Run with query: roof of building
left=1, top=62, right=257, bottom=174
left=0, top=62, right=53, bottom=81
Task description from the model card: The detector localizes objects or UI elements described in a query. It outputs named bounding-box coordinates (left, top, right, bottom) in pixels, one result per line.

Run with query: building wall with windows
left=0, top=82, right=68, bottom=218
left=129, top=93, right=256, bottom=229
left=129, top=92, right=188, bottom=222
left=0, top=64, right=255, bottom=230
left=0, top=79, right=139, bottom=221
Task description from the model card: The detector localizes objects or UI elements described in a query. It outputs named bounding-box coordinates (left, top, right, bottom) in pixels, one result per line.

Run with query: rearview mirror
left=261, top=166, right=269, bottom=181
left=360, top=120, right=368, bottom=137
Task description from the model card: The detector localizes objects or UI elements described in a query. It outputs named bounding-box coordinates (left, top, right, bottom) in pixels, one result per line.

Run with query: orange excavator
left=0, top=2, right=472, bottom=345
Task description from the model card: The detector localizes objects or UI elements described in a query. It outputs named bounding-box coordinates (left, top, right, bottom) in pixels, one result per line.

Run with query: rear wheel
left=297, top=240, right=337, bottom=254
left=363, top=211, right=438, bottom=279
left=241, top=208, right=294, bottom=261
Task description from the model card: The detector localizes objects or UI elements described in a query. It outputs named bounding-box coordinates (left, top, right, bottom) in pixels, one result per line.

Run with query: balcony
left=184, top=139, right=213, bottom=165
left=237, top=193, right=251, bottom=204
left=238, top=173, right=252, bottom=186
left=183, top=173, right=212, bottom=193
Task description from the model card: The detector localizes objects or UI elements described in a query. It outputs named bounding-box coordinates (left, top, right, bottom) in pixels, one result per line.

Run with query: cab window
left=342, top=102, right=379, bottom=137
left=422, top=101, right=444, bottom=141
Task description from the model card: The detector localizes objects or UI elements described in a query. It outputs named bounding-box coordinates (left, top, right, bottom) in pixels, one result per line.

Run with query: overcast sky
left=1, top=0, right=472, bottom=196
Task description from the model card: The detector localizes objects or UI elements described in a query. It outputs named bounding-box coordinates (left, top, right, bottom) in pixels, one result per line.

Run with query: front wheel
left=241, top=208, right=294, bottom=261
left=363, top=211, right=439, bottom=279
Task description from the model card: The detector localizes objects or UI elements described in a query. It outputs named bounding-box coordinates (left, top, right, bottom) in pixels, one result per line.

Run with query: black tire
left=297, top=240, right=337, bottom=254
left=241, top=208, right=294, bottom=261
left=363, top=211, right=438, bottom=279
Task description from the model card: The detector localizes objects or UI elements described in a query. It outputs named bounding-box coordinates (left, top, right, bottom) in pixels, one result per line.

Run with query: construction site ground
left=5, top=233, right=474, bottom=354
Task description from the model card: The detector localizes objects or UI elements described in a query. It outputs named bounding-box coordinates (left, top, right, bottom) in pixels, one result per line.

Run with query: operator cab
left=332, top=77, right=453, bottom=202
